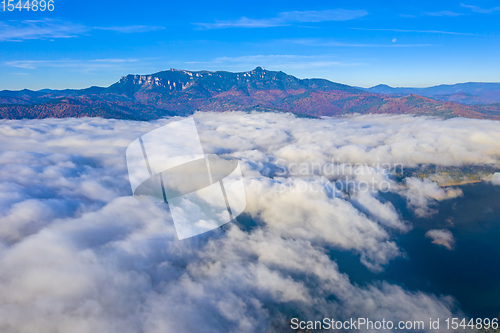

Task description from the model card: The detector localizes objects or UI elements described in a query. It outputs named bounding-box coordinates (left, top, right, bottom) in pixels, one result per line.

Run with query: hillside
left=1, top=68, right=500, bottom=120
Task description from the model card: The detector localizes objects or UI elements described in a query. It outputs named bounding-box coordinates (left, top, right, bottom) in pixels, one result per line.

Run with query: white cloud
left=426, top=229, right=456, bottom=250
left=93, top=25, right=165, bottom=33
left=460, top=3, right=500, bottom=14
left=422, top=11, right=464, bottom=17
left=0, top=19, right=88, bottom=42
left=491, top=172, right=500, bottom=185
left=291, top=38, right=435, bottom=47
left=0, top=19, right=166, bottom=42
left=401, top=178, right=463, bottom=217
left=0, top=113, right=495, bottom=332
left=196, top=9, right=368, bottom=29
left=4, top=58, right=140, bottom=71
left=186, top=54, right=363, bottom=73
left=350, top=27, right=474, bottom=36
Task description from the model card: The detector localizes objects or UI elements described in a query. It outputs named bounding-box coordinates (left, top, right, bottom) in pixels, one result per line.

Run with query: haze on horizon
left=1, top=0, right=499, bottom=90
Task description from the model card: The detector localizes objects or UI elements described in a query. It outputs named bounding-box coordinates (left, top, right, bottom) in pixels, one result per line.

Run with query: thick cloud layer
left=425, top=229, right=456, bottom=250
left=1, top=112, right=498, bottom=332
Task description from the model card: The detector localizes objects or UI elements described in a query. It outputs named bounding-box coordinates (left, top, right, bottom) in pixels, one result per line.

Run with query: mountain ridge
left=1, top=68, right=500, bottom=121
left=358, top=82, right=500, bottom=105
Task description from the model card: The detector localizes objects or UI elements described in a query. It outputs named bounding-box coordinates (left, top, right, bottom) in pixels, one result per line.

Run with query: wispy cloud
left=182, top=54, right=364, bottom=73
left=425, top=229, right=456, bottom=250
left=460, top=3, right=500, bottom=13
left=290, top=38, right=435, bottom=47
left=0, top=19, right=166, bottom=42
left=93, top=25, right=165, bottom=33
left=351, top=27, right=474, bottom=36
left=0, top=114, right=475, bottom=332
left=422, top=11, right=463, bottom=17
left=0, top=19, right=88, bottom=42
left=195, top=9, right=368, bottom=29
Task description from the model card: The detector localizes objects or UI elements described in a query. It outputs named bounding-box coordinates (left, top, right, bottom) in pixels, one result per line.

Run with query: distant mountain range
left=1, top=67, right=500, bottom=120
left=358, top=82, right=500, bottom=105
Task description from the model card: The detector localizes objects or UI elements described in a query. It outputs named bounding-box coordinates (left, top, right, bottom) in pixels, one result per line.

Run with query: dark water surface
left=331, top=183, right=500, bottom=318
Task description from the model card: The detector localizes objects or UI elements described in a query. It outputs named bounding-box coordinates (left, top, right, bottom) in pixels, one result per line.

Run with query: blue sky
left=1, top=0, right=499, bottom=90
